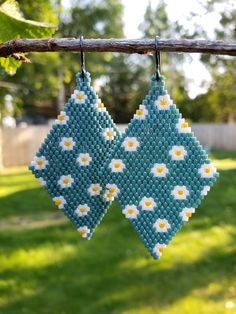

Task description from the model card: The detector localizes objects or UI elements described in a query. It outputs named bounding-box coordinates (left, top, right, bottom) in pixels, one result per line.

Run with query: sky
left=62, top=0, right=223, bottom=98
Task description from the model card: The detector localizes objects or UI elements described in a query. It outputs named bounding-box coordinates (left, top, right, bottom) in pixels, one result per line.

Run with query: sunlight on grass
left=212, top=158, right=236, bottom=170
left=0, top=243, right=77, bottom=270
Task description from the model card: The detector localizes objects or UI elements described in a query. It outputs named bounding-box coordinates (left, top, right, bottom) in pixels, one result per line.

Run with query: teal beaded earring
left=29, top=36, right=121, bottom=239
left=102, top=38, right=219, bottom=259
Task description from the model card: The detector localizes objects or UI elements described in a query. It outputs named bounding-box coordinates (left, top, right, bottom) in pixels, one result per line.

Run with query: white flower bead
left=109, top=159, right=125, bottom=173
left=103, top=128, right=116, bottom=141
left=71, top=90, right=87, bottom=104
left=140, top=197, right=156, bottom=211
left=155, top=94, right=173, bottom=110
left=54, top=111, right=69, bottom=125
left=201, top=185, right=211, bottom=196
left=37, top=177, right=46, bottom=186
left=75, top=204, right=90, bottom=217
left=169, top=146, right=187, bottom=161
left=95, top=99, right=106, bottom=112
left=122, top=205, right=139, bottom=219
left=151, top=163, right=169, bottom=177
left=153, top=243, right=167, bottom=257
left=171, top=186, right=189, bottom=200
left=58, top=175, right=74, bottom=189
left=180, top=208, right=195, bottom=222
left=176, top=118, right=191, bottom=133
left=153, top=218, right=171, bottom=232
left=198, top=163, right=216, bottom=178
left=53, top=196, right=66, bottom=209
left=88, top=183, right=102, bottom=196
left=77, top=153, right=92, bottom=166
left=31, top=156, right=49, bottom=170
left=77, top=226, right=90, bottom=238
left=59, top=137, right=75, bottom=151
left=122, top=137, right=140, bottom=152
left=134, top=105, right=148, bottom=120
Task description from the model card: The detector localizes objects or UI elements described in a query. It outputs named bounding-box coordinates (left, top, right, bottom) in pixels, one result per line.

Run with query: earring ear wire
left=154, top=36, right=161, bottom=82
left=80, top=35, right=86, bottom=81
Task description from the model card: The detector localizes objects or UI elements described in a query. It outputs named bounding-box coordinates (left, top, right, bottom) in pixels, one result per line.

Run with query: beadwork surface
left=29, top=71, right=120, bottom=239
left=102, top=75, right=219, bottom=259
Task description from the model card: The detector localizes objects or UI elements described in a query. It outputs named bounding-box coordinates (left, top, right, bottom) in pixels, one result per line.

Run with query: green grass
left=0, top=150, right=236, bottom=314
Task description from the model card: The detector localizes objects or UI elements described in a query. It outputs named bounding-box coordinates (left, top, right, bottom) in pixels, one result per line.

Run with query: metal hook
left=155, top=36, right=161, bottom=81
left=80, top=35, right=86, bottom=81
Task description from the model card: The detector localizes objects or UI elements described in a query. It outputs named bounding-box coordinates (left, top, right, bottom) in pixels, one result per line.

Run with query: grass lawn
left=0, top=150, right=236, bottom=314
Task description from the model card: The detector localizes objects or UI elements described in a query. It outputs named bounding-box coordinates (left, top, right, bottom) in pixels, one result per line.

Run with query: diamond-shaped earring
left=29, top=65, right=121, bottom=239
left=102, top=47, right=218, bottom=259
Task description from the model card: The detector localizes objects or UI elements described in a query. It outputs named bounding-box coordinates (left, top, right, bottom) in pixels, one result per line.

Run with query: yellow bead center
left=185, top=212, right=192, bottom=218
left=79, top=229, right=86, bottom=236
left=37, top=160, right=44, bottom=166
left=57, top=115, right=65, bottom=121
left=145, top=201, right=152, bottom=206
left=181, top=122, right=188, bottom=128
left=79, top=207, right=86, bottom=213
left=76, top=93, right=84, bottom=100
left=127, top=141, right=134, bottom=147
left=98, top=103, right=104, bottom=108
left=159, top=223, right=166, bottom=229
left=54, top=199, right=62, bottom=206
left=92, top=186, right=99, bottom=192
left=204, top=167, right=211, bottom=173
left=81, top=157, right=88, bottom=162
left=128, top=209, right=134, bottom=215
left=175, top=150, right=182, bottom=156
left=156, top=167, right=163, bottom=173
left=136, top=109, right=143, bottom=116
left=114, top=163, right=121, bottom=169
left=159, top=99, right=168, bottom=106
left=64, top=141, right=71, bottom=147
left=106, top=131, right=113, bottom=137
left=159, top=247, right=164, bottom=253
left=177, top=190, right=184, bottom=195
left=63, top=178, right=70, bottom=184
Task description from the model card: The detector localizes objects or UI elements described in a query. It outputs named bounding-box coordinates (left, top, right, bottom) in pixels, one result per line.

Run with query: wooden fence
left=0, top=123, right=236, bottom=167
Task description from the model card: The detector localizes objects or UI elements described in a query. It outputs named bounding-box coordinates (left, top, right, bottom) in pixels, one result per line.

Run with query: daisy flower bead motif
left=103, top=128, right=116, bottom=141
left=95, top=99, right=106, bottom=112
left=140, top=197, right=156, bottom=211
left=103, top=183, right=120, bottom=201
left=31, top=156, right=49, bottom=170
left=122, top=205, right=139, bottom=219
left=88, top=183, right=101, bottom=196
left=75, top=204, right=90, bottom=217
left=198, top=163, right=216, bottom=178
left=154, top=218, right=171, bottom=232
left=171, top=186, right=189, bottom=200
left=176, top=118, right=191, bottom=133
left=122, top=137, right=140, bottom=152
left=53, top=196, right=66, bottom=209
left=155, top=94, right=173, bottom=110
left=151, top=163, right=169, bottom=177
left=71, top=90, right=87, bottom=104
left=109, top=159, right=125, bottom=173
left=59, top=137, right=75, bottom=151
left=55, top=111, right=69, bottom=125
left=58, top=175, right=74, bottom=189
left=77, top=226, right=90, bottom=239
left=153, top=243, right=167, bottom=257
left=134, top=105, right=148, bottom=120
left=180, top=208, right=195, bottom=222
left=169, top=146, right=187, bottom=161
left=77, top=153, right=92, bottom=166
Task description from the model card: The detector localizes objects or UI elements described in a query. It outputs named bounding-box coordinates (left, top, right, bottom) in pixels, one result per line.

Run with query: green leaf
left=0, top=0, right=57, bottom=74
left=0, top=56, right=22, bottom=75
left=0, top=0, right=57, bottom=43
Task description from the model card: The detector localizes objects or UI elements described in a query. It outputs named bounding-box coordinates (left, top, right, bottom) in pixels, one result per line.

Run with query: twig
left=0, top=38, right=236, bottom=57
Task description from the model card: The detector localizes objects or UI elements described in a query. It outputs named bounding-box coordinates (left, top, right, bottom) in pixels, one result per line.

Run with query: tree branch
left=0, top=38, right=236, bottom=57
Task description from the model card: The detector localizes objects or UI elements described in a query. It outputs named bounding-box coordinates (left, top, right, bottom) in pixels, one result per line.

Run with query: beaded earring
left=102, top=41, right=219, bottom=259
left=29, top=37, right=121, bottom=239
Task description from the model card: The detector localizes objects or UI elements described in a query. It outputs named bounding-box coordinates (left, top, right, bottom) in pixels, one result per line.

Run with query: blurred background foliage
left=0, top=0, right=236, bottom=123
